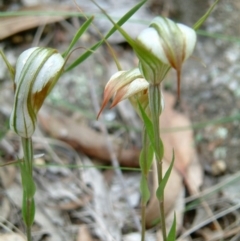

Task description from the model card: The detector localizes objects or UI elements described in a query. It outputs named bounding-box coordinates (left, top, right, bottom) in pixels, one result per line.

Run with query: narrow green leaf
left=90, top=0, right=139, bottom=47
left=89, top=0, right=168, bottom=84
left=138, top=102, right=154, bottom=147
left=156, top=151, right=175, bottom=201
left=139, top=143, right=154, bottom=174
left=146, top=143, right=154, bottom=173
left=138, top=101, right=163, bottom=160
left=167, top=213, right=176, bottom=241
left=22, top=193, right=35, bottom=227
left=65, top=0, right=146, bottom=72
left=62, top=16, right=94, bottom=58
left=140, top=176, right=150, bottom=204
left=193, top=0, right=219, bottom=30
left=139, top=149, right=145, bottom=170
left=19, top=159, right=36, bottom=198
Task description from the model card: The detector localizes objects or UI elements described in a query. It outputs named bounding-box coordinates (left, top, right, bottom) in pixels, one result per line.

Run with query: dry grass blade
left=178, top=202, right=240, bottom=240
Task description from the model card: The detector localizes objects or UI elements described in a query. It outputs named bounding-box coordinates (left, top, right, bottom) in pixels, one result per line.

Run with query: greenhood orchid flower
left=97, top=68, right=164, bottom=119
left=136, top=17, right=197, bottom=96
left=10, top=47, right=65, bottom=138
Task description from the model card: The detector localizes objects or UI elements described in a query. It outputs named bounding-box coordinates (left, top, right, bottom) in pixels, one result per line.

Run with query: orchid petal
left=111, top=78, right=149, bottom=107
left=97, top=68, right=142, bottom=118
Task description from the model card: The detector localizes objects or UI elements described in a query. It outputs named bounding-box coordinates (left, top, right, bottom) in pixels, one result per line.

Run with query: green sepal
left=156, top=151, right=175, bottom=201
left=0, top=50, right=15, bottom=81
left=167, top=213, right=176, bottom=241
left=65, top=0, right=146, bottom=72
left=193, top=0, right=219, bottom=30
left=62, top=16, right=94, bottom=58
left=140, top=176, right=150, bottom=204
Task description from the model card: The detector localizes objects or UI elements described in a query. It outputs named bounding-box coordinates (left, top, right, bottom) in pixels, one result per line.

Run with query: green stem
left=21, top=137, right=35, bottom=241
left=21, top=137, right=34, bottom=175
left=141, top=200, right=146, bottom=241
left=141, top=128, right=148, bottom=241
left=26, top=226, right=32, bottom=241
left=149, top=84, right=167, bottom=241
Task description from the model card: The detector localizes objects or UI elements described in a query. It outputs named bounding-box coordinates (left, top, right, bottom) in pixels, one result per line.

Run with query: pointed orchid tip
left=110, top=102, right=117, bottom=109
left=96, top=111, right=101, bottom=120
left=97, top=86, right=114, bottom=119
left=97, top=103, right=105, bottom=120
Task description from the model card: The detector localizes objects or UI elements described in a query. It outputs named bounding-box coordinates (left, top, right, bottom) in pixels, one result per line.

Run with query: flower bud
left=10, top=47, right=64, bottom=138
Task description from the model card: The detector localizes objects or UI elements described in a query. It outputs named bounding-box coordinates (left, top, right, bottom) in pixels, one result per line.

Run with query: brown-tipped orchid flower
left=10, top=47, right=65, bottom=138
left=136, top=17, right=197, bottom=96
left=97, top=68, right=164, bottom=119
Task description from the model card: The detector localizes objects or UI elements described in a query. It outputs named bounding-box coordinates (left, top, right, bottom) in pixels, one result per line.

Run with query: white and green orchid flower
left=136, top=17, right=197, bottom=96
left=10, top=47, right=65, bottom=138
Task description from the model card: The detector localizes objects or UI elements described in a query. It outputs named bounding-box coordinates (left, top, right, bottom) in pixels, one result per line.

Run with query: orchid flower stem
left=140, top=200, right=146, bottom=241
left=149, top=84, right=167, bottom=241
left=21, top=137, right=33, bottom=175
left=140, top=128, right=148, bottom=241
left=27, top=227, right=32, bottom=241
left=21, top=137, right=36, bottom=241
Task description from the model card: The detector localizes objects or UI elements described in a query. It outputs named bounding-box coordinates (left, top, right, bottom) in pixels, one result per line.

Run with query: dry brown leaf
left=0, top=5, right=71, bottom=40
left=160, top=92, right=203, bottom=194
left=38, top=107, right=140, bottom=166
left=160, top=92, right=198, bottom=176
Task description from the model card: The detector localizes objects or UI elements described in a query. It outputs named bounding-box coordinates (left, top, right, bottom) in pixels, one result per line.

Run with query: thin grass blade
left=65, top=0, right=146, bottom=72
left=193, top=0, right=219, bottom=30
left=62, top=16, right=94, bottom=58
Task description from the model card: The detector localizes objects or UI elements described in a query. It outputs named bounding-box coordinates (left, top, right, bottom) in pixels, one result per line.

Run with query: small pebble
left=211, top=160, right=227, bottom=176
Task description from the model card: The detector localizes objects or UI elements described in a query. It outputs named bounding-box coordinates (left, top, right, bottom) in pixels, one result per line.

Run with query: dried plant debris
left=0, top=5, right=71, bottom=41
